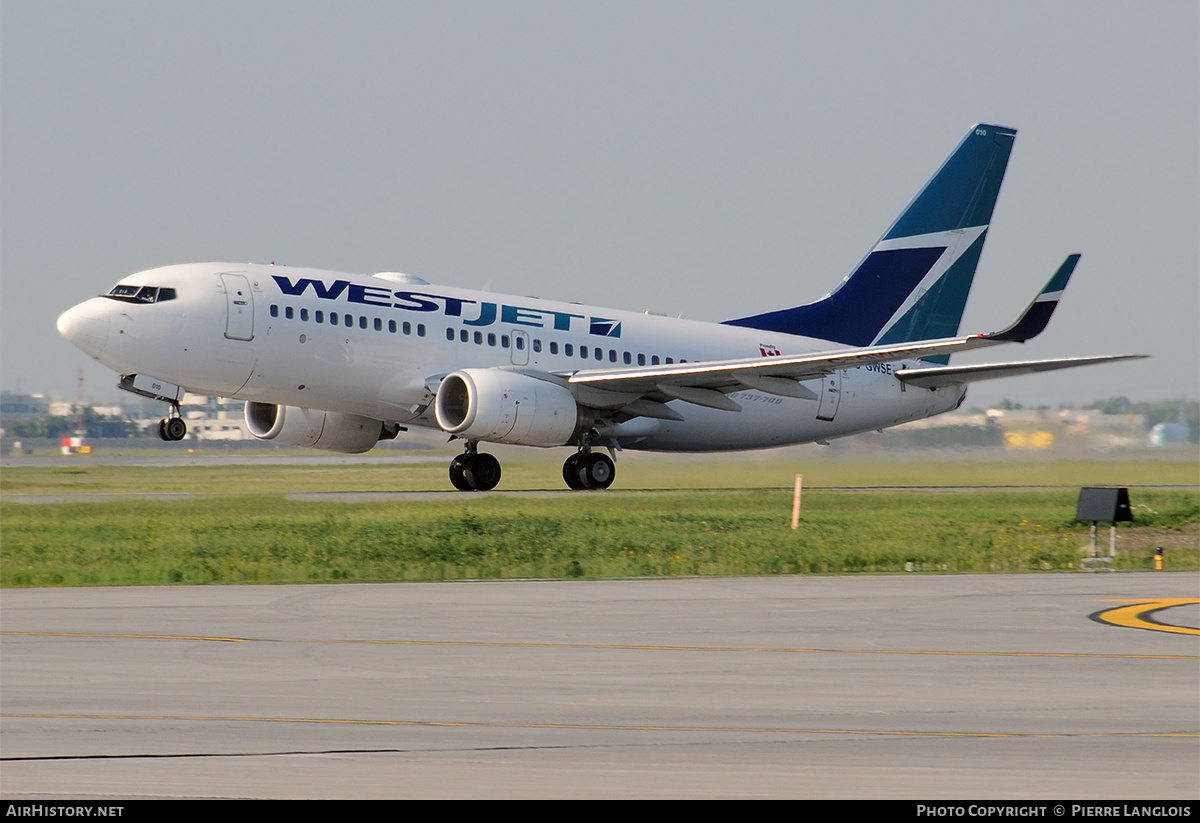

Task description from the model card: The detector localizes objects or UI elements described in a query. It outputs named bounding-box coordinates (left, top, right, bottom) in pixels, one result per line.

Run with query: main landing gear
left=562, top=448, right=615, bottom=491
left=445, top=442, right=617, bottom=492
left=157, top=401, right=187, bottom=442
left=448, top=442, right=502, bottom=492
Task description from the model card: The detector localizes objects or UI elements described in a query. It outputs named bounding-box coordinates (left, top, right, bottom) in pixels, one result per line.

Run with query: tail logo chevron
left=725, top=125, right=1015, bottom=356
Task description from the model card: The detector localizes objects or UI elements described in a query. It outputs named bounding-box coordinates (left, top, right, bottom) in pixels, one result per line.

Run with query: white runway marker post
left=791, top=474, right=802, bottom=529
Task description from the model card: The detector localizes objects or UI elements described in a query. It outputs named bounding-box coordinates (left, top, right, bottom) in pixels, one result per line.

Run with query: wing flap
left=656, top=384, right=743, bottom=412
left=732, top=372, right=820, bottom=400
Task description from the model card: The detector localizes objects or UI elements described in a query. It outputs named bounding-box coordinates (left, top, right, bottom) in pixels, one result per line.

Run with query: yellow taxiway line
left=1092, top=599, right=1199, bottom=636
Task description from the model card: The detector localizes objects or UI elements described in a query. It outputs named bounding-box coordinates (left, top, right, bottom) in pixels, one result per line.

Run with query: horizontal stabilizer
left=896, top=354, right=1147, bottom=388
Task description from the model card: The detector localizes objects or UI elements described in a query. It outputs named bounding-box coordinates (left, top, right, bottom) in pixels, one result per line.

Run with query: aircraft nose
left=57, top=299, right=111, bottom=358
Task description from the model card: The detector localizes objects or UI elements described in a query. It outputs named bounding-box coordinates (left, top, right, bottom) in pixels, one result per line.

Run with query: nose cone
left=57, top=299, right=111, bottom=358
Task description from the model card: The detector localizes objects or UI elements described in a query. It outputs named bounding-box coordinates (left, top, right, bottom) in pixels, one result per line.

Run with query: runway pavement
left=1, top=573, right=1197, bottom=799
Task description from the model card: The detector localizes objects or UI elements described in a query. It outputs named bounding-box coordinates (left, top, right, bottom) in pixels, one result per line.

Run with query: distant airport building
left=185, top=409, right=253, bottom=441
left=1149, top=422, right=1190, bottom=447
left=0, top=392, right=49, bottom=418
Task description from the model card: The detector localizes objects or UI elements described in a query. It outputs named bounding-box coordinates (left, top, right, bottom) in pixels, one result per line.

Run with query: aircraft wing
left=563, top=256, right=1122, bottom=411
left=895, top=354, right=1147, bottom=388
left=568, top=334, right=1015, bottom=399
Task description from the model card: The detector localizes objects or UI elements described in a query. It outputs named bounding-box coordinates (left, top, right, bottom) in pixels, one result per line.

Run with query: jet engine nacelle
left=244, top=402, right=386, bottom=454
left=435, top=368, right=590, bottom=447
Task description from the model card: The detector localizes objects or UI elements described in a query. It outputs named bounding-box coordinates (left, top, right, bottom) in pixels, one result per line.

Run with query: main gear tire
left=577, top=452, right=615, bottom=490
left=465, top=452, right=502, bottom=491
left=562, top=454, right=586, bottom=490
left=449, top=454, right=473, bottom=491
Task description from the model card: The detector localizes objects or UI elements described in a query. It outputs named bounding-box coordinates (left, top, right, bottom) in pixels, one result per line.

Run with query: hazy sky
left=2, top=1, right=1197, bottom=408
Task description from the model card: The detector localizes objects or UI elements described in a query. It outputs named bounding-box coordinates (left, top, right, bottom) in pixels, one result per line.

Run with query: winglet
left=984, top=255, right=1080, bottom=343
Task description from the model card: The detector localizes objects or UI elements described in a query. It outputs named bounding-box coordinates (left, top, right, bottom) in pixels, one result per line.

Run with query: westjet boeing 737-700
left=58, top=124, right=1143, bottom=490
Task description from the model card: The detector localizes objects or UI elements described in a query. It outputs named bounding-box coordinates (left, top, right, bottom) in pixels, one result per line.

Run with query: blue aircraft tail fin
left=724, top=125, right=1017, bottom=362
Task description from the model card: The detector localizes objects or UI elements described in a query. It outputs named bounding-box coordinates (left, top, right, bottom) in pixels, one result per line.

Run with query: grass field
left=2, top=455, right=1196, bottom=586
left=3, top=451, right=1198, bottom=494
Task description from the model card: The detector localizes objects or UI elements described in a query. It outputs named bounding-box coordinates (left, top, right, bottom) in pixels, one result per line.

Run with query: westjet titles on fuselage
left=272, top=275, right=623, bottom=338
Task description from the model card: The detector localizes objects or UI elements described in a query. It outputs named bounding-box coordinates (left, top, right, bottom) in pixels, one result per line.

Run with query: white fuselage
left=59, top=262, right=966, bottom=451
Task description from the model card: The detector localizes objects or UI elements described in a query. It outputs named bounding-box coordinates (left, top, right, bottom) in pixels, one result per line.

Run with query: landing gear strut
left=562, top=447, right=615, bottom=491
left=448, top=441, right=502, bottom=491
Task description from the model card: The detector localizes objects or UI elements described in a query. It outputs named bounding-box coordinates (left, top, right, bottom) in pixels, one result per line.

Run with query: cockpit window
left=104, top=285, right=177, bottom=304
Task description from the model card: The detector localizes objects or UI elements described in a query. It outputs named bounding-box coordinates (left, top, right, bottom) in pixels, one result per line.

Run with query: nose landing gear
left=158, top=416, right=187, bottom=441
left=157, top=401, right=187, bottom=442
